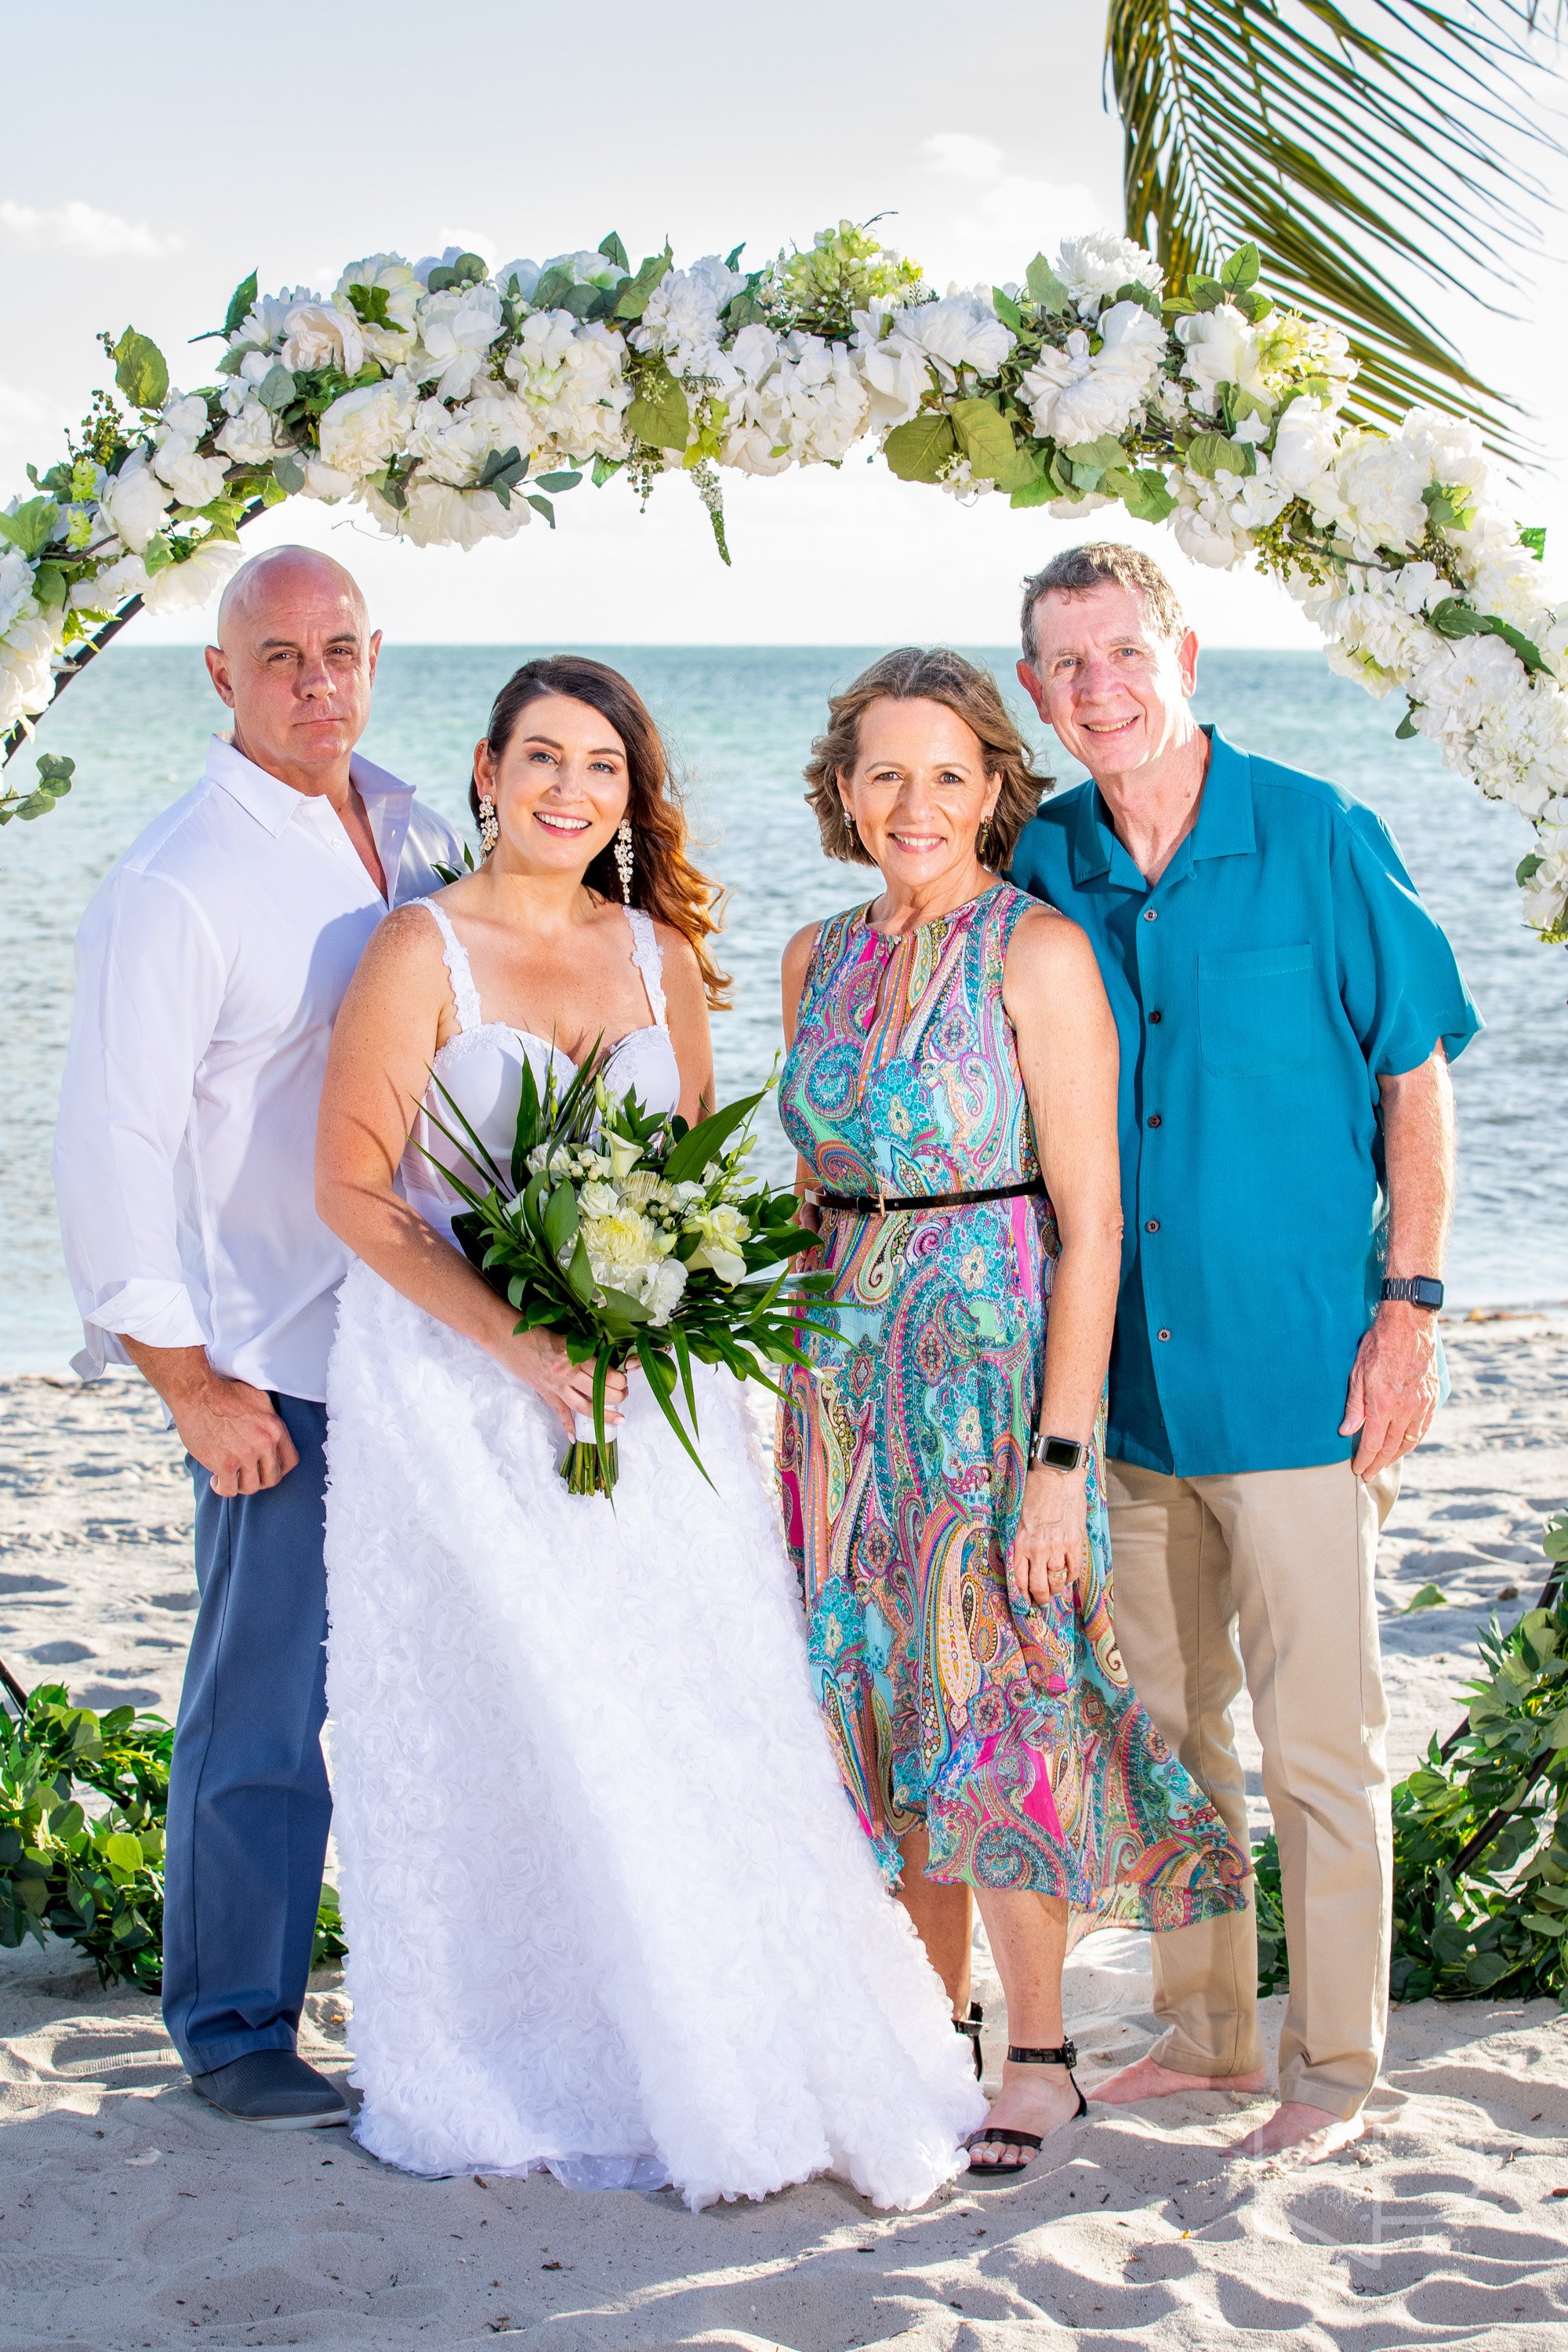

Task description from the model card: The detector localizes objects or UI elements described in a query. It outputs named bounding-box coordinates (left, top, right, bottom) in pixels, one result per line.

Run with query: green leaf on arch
left=882, top=412, right=957, bottom=484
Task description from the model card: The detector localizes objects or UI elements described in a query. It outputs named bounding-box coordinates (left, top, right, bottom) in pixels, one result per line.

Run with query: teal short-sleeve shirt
left=1009, top=727, right=1482, bottom=1477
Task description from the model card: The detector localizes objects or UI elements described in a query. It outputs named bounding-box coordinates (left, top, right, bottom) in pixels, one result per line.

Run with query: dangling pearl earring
left=477, top=796, right=499, bottom=856
left=613, top=815, right=634, bottom=904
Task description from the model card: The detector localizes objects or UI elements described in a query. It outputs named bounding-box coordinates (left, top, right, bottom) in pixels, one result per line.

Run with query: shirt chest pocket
left=1198, top=944, right=1314, bottom=1077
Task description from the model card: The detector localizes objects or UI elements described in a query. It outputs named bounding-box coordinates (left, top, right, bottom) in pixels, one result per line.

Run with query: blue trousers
left=162, top=1395, right=332, bottom=2075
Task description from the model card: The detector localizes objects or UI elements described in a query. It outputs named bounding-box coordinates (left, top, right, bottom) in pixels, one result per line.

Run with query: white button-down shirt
left=54, top=734, right=463, bottom=1400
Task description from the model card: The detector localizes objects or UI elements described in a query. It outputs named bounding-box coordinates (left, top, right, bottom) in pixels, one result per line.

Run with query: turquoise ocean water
left=2, top=644, right=1562, bottom=1374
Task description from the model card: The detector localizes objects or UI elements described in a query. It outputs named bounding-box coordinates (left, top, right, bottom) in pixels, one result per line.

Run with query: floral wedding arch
left=1, top=220, right=1564, bottom=938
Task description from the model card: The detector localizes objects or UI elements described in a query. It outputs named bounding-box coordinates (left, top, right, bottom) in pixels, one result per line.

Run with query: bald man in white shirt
left=54, top=547, right=461, bottom=2127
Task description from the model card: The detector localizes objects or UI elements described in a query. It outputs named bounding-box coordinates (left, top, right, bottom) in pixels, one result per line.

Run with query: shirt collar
left=203, top=735, right=414, bottom=839
left=1189, top=728, right=1256, bottom=862
left=1068, top=724, right=1255, bottom=887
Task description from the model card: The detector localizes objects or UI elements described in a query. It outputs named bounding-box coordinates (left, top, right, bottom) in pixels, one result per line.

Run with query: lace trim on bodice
left=623, top=905, right=666, bottom=1025
left=416, top=896, right=485, bottom=1033
left=412, top=895, right=666, bottom=1040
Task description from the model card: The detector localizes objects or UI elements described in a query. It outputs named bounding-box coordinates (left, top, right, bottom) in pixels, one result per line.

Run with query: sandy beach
left=2, top=1311, right=1566, bottom=2350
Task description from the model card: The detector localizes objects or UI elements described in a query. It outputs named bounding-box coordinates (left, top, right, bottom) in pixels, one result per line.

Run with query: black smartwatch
left=1033, top=1432, right=1087, bottom=1471
left=1381, top=1276, right=1444, bottom=1311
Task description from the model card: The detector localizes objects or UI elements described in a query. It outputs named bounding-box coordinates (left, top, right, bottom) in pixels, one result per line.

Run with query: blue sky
left=2, top=0, right=1563, bottom=648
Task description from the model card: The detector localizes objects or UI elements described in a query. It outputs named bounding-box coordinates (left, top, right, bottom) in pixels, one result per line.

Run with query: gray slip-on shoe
left=190, top=2049, right=350, bottom=2129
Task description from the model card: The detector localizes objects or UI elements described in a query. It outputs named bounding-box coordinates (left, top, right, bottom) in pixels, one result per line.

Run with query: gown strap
left=623, top=905, right=667, bottom=1026
left=414, top=896, right=484, bottom=1035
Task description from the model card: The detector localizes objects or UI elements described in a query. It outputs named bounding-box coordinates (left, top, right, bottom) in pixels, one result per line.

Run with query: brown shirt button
left=1145, top=1218, right=1160, bottom=1233
left=1148, top=1113, right=1163, bottom=1129
left=1158, top=1328, right=1171, bottom=1342
left=1142, top=907, right=1158, bottom=922
left=1149, top=1009, right=1163, bottom=1024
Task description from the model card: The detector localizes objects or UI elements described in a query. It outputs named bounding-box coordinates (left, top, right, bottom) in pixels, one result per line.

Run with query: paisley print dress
left=778, top=883, right=1246, bottom=1929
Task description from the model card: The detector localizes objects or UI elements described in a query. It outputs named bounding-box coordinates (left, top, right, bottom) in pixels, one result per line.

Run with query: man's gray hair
left=1020, top=543, right=1188, bottom=666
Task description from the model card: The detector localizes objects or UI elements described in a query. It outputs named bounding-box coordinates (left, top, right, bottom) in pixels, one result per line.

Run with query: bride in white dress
left=314, top=655, right=984, bottom=2209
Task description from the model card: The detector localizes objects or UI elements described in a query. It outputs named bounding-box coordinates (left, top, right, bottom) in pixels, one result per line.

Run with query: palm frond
left=1106, top=0, right=1565, bottom=452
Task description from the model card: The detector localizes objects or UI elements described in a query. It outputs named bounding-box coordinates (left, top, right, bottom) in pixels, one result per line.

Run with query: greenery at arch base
left=0, top=218, right=1566, bottom=938
left=4, top=1512, right=1566, bottom=2009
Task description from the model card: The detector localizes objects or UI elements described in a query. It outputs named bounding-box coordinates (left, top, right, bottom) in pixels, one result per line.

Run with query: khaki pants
left=1106, top=1456, right=1399, bottom=2121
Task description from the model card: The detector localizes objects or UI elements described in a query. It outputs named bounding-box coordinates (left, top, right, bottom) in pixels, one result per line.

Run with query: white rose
left=1018, top=303, right=1160, bottom=447
left=851, top=299, right=932, bottom=429
left=318, top=379, right=416, bottom=481
left=299, top=458, right=358, bottom=502
left=280, top=299, right=366, bottom=377
left=578, top=1181, right=620, bottom=1220
left=139, top=537, right=245, bottom=615
left=100, top=452, right=173, bottom=553
left=215, top=398, right=281, bottom=466
left=493, top=258, right=542, bottom=301
left=1176, top=304, right=1271, bottom=416
left=69, top=551, right=151, bottom=609
left=0, top=604, right=57, bottom=730
left=368, top=477, right=528, bottom=550
left=730, top=321, right=780, bottom=383
left=539, top=248, right=625, bottom=290
left=412, top=280, right=504, bottom=401
left=1173, top=497, right=1244, bottom=568
left=151, top=437, right=230, bottom=510
left=335, top=255, right=420, bottom=365
left=890, top=289, right=1013, bottom=383
left=1268, top=397, right=1341, bottom=498
left=0, top=546, right=35, bottom=637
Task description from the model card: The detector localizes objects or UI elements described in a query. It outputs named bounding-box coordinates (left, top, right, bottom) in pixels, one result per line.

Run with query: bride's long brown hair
left=471, top=655, right=730, bottom=1008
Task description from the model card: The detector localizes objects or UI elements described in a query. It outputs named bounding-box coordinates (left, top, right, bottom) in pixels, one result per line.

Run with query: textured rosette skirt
left=322, top=1260, right=984, bottom=2211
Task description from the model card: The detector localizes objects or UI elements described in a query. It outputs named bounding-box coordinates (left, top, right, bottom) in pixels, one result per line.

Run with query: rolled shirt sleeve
left=1333, top=805, right=1483, bottom=1077
left=54, top=869, right=225, bottom=1378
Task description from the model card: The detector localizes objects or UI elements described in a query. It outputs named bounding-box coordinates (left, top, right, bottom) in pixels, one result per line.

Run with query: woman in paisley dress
left=778, top=648, right=1247, bottom=2179
left=314, top=656, right=984, bottom=2209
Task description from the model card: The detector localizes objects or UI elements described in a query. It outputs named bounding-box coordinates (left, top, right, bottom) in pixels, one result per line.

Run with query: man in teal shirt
left=1011, top=542, right=1479, bottom=2159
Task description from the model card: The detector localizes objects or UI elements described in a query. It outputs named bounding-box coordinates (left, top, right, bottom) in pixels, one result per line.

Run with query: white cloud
left=0, top=198, right=182, bottom=260
left=919, top=132, right=1105, bottom=274
left=923, top=132, right=1005, bottom=183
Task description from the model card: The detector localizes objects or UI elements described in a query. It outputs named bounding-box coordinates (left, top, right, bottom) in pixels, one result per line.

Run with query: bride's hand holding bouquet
left=424, top=1044, right=829, bottom=1496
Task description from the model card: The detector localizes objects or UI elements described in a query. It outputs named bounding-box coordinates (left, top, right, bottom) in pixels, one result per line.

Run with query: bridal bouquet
left=423, top=1051, right=827, bottom=1497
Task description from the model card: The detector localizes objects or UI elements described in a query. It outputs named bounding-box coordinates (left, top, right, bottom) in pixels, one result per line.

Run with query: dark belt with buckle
left=816, top=1177, right=1046, bottom=1217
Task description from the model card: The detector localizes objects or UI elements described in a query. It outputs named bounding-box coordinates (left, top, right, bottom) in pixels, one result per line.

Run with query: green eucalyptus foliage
left=1255, top=1512, right=1568, bottom=2005
left=0, top=1683, right=342, bottom=1991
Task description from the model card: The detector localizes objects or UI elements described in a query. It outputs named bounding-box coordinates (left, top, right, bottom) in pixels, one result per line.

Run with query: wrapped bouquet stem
left=421, top=1047, right=829, bottom=1498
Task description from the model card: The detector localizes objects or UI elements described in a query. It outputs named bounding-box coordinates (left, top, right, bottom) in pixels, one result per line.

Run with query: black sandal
left=953, top=2002, right=985, bottom=2081
left=965, top=2041, right=1088, bottom=2183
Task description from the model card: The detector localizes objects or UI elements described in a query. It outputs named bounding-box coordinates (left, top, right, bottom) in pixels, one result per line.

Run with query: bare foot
left=1233, top=2100, right=1367, bottom=2161
left=966, top=2058, right=1083, bottom=2176
left=1092, top=2055, right=1268, bottom=2106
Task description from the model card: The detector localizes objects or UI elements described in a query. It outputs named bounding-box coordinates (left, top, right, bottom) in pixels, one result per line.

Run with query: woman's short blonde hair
left=803, top=646, right=1048, bottom=869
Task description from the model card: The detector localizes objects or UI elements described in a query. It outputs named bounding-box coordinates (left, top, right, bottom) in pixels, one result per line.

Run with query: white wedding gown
left=323, top=898, right=984, bottom=2209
